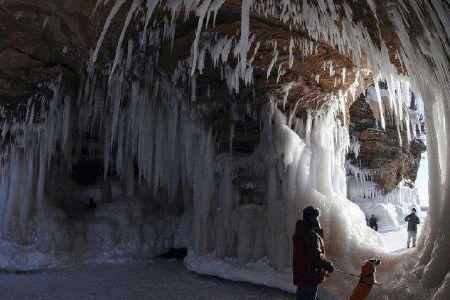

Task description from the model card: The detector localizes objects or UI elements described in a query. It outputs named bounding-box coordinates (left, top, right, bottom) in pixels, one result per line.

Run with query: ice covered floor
left=380, top=224, right=423, bottom=253
left=0, top=258, right=292, bottom=300
left=379, top=210, right=426, bottom=253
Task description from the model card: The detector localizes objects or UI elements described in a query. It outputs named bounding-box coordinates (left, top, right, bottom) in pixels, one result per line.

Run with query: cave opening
left=345, top=85, right=429, bottom=253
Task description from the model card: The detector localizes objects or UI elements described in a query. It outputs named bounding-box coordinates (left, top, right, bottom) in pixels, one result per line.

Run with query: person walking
left=369, top=215, right=378, bottom=231
left=292, top=206, right=334, bottom=300
left=405, top=208, right=420, bottom=248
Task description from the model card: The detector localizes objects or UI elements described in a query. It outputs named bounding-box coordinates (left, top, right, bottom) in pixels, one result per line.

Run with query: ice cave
left=0, top=0, right=449, bottom=299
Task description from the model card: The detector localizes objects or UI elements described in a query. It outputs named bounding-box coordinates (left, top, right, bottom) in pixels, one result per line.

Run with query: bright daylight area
left=377, top=151, right=429, bottom=253
left=0, top=1, right=449, bottom=300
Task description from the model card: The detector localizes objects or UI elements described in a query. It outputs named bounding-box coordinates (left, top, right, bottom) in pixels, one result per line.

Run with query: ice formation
left=1, top=1, right=450, bottom=300
left=347, top=164, right=421, bottom=232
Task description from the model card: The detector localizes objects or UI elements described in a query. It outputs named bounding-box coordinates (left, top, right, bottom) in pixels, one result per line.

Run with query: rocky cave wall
left=348, top=93, right=426, bottom=194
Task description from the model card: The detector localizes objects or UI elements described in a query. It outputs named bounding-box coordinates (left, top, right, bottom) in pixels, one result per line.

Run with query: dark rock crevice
left=6, top=46, right=78, bottom=76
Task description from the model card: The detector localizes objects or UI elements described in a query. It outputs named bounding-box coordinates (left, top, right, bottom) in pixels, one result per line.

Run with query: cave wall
left=348, top=92, right=426, bottom=193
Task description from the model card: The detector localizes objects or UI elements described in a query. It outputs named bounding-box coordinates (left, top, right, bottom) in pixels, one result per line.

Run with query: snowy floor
left=380, top=228, right=410, bottom=252
left=379, top=224, right=424, bottom=253
left=0, top=258, right=293, bottom=300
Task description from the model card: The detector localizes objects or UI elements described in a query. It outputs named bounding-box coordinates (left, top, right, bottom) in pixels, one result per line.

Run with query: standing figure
left=405, top=208, right=420, bottom=248
left=292, top=206, right=335, bottom=300
left=369, top=215, right=378, bottom=231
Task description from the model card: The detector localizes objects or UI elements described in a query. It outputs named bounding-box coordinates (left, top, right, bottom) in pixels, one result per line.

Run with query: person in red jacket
left=293, top=206, right=334, bottom=300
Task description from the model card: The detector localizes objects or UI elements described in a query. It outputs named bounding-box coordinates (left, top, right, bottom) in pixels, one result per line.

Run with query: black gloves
left=324, top=260, right=335, bottom=273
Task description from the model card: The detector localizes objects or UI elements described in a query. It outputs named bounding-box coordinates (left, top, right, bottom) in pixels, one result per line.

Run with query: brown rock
left=348, top=94, right=426, bottom=193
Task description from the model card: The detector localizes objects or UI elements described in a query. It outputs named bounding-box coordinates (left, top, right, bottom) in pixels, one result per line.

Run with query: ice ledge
left=185, top=251, right=339, bottom=299
left=185, top=251, right=295, bottom=293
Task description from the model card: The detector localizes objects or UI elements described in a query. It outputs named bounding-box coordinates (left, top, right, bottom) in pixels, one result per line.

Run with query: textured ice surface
left=0, top=239, right=59, bottom=271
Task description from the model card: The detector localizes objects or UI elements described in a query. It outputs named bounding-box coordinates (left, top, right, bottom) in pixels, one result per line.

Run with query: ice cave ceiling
left=0, top=1, right=449, bottom=299
left=0, top=0, right=426, bottom=190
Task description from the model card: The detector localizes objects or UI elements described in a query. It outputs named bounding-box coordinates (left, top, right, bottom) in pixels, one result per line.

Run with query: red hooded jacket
left=292, top=220, right=328, bottom=286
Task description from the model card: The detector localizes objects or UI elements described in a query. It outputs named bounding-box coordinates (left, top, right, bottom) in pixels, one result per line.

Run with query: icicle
left=305, top=110, right=312, bottom=145
left=374, top=79, right=386, bottom=129
left=191, top=74, right=197, bottom=102
left=92, top=0, right=127, bottom=64
left=267, top=42, right=278, bottom=79
left=288, top=37, right=294, bottom=68
left=110, top=0, right=140, bottom=78
left=237, top=0, right=254, bottom=76
left=276, top=62, right=286, bottom=83
left=329, top=61, right=334, bottom=77
left=92, top=0, right=105, bottom=17
left=190, top=0, right=211, bottom=76
left=42, top=16, right=48, bottom=28
left=229, top=123, right=235, bottom=155
left=208, top=0, right=226, bottom=27
left=281, top=81, right=294, bottom=110
left=247, top=41, right=260, bottom=66
left=351, top=136, right=361, bottom=159
left=141, top=0, right=160, bottom=49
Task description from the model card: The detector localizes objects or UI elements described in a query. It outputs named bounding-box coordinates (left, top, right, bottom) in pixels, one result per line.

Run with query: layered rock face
left=0, top=0, right=95, bottom=102
left=0, top=1, right=449, bottom=300
left=349, top=93, right=425, bottom=193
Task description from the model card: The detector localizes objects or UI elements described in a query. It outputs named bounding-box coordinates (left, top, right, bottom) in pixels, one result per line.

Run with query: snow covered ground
left=380, top=227, right=411, bottom=253
left=0, top=258, right=292, bottom=300
left=379, top=210, right=426, bottom=253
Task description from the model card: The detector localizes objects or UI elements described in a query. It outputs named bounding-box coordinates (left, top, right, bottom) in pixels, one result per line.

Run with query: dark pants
left=296, top=285, right=318, bottom=300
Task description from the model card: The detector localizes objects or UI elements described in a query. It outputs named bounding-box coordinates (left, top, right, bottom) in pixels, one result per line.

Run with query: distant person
left=292, top=206, right=334, bottom=300
left=369, top=215, right=378, bottom=231
left=405, top=208, right=420, bottom=248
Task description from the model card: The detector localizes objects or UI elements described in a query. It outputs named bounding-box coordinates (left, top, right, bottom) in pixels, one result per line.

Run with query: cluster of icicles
left=346, top=163, right=420, bottom=213
left=82, top=0, right=450, bottom=297
left=90, top=0, right=426, bottom=143
left=0, top=82, right=72, bottom=242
